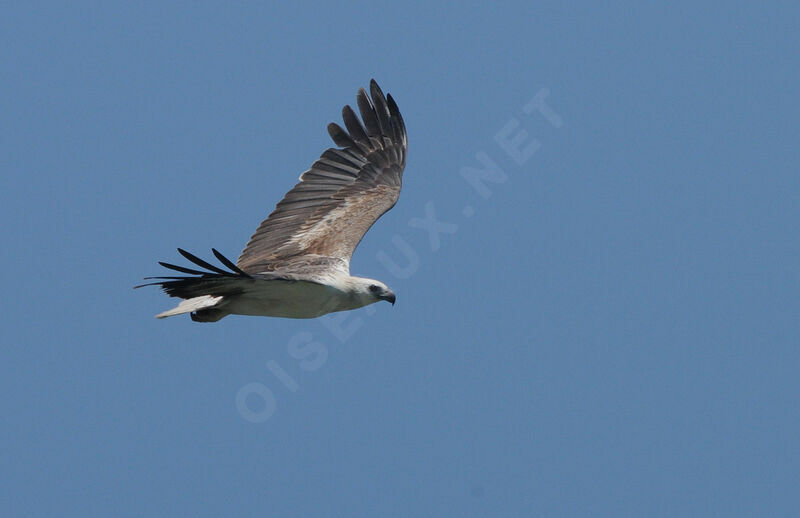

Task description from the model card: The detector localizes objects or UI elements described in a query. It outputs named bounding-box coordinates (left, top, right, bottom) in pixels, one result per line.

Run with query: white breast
left=225, top=280, right=355, bottom=319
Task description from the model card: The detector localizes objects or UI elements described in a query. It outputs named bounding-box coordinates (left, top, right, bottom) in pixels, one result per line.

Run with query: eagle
left=137, top=80, right=407, bottom=322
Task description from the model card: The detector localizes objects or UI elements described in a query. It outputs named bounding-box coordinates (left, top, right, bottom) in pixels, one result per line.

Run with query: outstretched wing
left=135, top=248, right=254, bottom=299
left=237, top=79, right=407, bottom=274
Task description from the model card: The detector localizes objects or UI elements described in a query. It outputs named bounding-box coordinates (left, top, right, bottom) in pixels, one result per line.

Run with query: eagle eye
left=369, top=284, right=381, bottom=294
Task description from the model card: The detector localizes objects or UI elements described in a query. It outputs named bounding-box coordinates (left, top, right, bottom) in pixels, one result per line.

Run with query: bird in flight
left=137, top=80, right=407, bottom=322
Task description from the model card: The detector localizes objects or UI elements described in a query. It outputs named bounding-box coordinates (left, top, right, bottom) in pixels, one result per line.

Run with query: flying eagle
left=137, top=80, right=407, bottom=322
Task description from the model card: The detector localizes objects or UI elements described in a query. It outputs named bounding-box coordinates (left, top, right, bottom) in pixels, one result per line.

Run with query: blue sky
left=2, top=2, right=798, bottom=516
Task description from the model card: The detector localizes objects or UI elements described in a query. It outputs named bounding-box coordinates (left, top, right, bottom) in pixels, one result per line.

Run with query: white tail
left=155, top=295, right=224, bottom=319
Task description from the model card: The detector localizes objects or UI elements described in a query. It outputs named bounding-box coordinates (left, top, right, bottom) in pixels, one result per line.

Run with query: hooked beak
left=382, top=291, right=396, bottom=306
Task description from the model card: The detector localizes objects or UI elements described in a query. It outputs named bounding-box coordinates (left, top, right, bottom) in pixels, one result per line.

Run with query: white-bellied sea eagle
left=136, top=80, right=406, bottom=322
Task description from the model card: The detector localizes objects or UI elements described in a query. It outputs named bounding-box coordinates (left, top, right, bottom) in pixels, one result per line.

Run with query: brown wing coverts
left=237, top=80, right=407, bottom=273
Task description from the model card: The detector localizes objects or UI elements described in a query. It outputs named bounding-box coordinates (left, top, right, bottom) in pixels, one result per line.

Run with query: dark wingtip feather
left=357, top=87, right=381, bottom=137
left=212, top=248, right=252, bottom=277
left=328, top=122, right=355, bottom=147
left=369, top=79, right=384, bottom=101
left=341, top=105, right=369, bottom=145
left=139, top=248, right=251, bottom=288
left=134, top=279, right=177, bottom=289
left=370, top=81, right=392, bottom=137
left=177, top=248, right=230, bottom=275
left=327, top=81, right=403, bottom=153
left=386, top=93, right=407, bottom=145
left=158, top=261, right=207, bottom=275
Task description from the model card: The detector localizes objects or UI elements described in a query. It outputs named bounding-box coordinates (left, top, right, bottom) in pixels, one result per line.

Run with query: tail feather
left=156, top=295, right=224, bottom=319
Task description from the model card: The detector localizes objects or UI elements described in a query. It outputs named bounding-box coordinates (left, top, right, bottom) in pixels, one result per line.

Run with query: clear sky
left=2, top=2, right=798, bottom=516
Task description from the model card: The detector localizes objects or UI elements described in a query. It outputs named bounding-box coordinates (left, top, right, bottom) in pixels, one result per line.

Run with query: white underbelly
left=225, top=280, right=355, bottom=319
